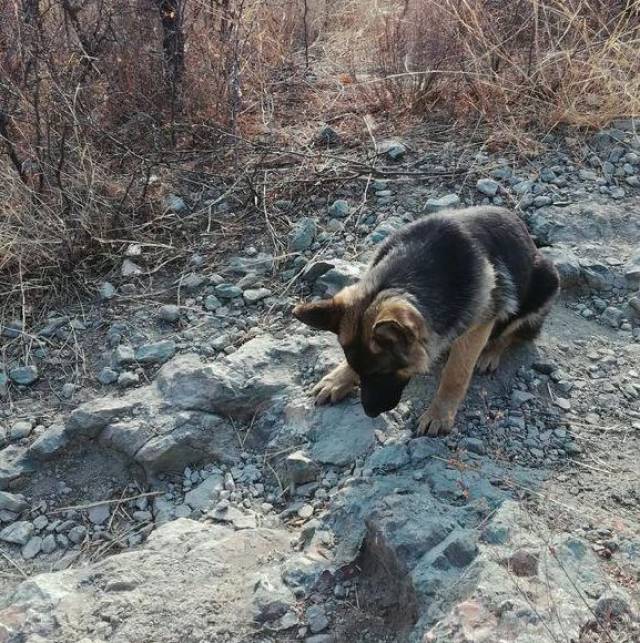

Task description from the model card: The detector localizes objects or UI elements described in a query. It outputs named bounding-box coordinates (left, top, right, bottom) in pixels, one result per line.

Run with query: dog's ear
left=293, top=299, right=344, bottom=333
left=371, top=299, right=423, bottom=353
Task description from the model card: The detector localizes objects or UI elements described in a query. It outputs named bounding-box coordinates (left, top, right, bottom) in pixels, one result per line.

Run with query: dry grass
left=0, top=0, right=639, bottom=313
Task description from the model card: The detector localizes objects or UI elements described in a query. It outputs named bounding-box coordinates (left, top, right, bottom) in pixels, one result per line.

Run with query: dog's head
left=293, top=288, right=428, bottom=417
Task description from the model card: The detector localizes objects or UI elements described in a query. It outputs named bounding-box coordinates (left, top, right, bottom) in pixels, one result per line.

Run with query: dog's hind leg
left=477, top=256, right=560, bottom=374
left=312, top=361, right=360, bottom=405
left=418, top=320, right=494, bottom=437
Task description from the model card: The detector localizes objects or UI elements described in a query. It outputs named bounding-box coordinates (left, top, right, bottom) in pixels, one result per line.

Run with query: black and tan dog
left=293, top=206, right=560, bottom=436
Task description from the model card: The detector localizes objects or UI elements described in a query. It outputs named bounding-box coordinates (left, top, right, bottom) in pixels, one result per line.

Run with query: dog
left=293, top=206, right=560, bottom=436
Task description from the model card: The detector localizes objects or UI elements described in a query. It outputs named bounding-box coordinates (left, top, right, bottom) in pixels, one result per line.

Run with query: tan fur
left=418, top=320, right=495, bottom=437
left=333, top=285, right=365, bottom=346
left=312, top=361, right=359, bottom=405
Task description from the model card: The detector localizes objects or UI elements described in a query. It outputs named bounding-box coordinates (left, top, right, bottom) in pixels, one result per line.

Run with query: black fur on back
left=364, top=207, right=541, bottom=337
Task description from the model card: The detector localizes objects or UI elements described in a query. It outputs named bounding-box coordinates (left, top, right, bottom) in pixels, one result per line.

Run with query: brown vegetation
left=1, top=0, right=639, bottom=309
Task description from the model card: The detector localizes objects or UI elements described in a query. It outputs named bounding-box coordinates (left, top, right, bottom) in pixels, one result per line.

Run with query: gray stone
left=0, top=372, right=7, bottom=398
left=97, top=367, right=119, bottom=385
left=118, top=371, right=140, bottom=388
left=311, top=404, right=378, bottom=466
left=184, top=475, right=224, bottom=511
left=1, top=319, right=23, bottom=338
left=476, top=178, right=499, bottom=197
left=624, top=251, right=640, bottom=289
left=305, top=636, right=333, bottom=643
left=425, top=194, right=460, bottom=213
left=22, top=536, right=42, bottom=559
left=121, top=259, right=143, bottom=277
left=582, top=261, right=615, bottom=291
left=214, top=283, right=243, bottom=299
left=204, top=294, right=222, bottom=311
left=379, top=140, right=406, bottom=160
left=461, top=437, right=486, bottom=455
left=66, top=395, right=142, bottom=439
left=602, top=306, right=624, bottom=328
left=367, top=216, right=403, bottom=244
left=114, top=344, right=135, bottom=366
left=29, top=424, right=68, bottom=461
left=252, top=575, right=296, bottom=623
left=67, top=525, right=87, bottom=544
left=88, top=504, right=110, bottom=525
left=0, top=521, right=34, bottom=545
left=10, top=420, right=33, bottom=440
left=0, top=491, right=28, bottom=513
left=0, top=444, right=31, bottom=489
left=226, top=253, right=274, bottom=276
left=135, top=340, right=176, bottom=364
left=180, top=273, right=206, bottom=291
left=306, top=604, right=329, bottom=634
left=99, top=282, right=116, bottom=300
left=164, top=194, right=188, bottom=214
left=315, top=260, right=364, bottom=297
left=288, top=217, right=317, bottom=252
left=328, top=199, right=350, bottom=218
left=41, top=533, right=57, bottom=554
left=33, top=515, right=48, bottom=531
left=286, top=451, right=320, bottom=485
left=316, top=124, right=341, bottom=145
left=507, top=549, right=539, bottom=577
left=8, top=365, right=39, bottom=386
left=366, top=444, right=410, bottom=472
left=158, top=304, right=181, bottom=323
left=243, top=288, right=272, bottom=304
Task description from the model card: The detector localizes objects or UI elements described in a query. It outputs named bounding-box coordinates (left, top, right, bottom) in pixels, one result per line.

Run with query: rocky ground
left=1, top=121, right=640, bottom=643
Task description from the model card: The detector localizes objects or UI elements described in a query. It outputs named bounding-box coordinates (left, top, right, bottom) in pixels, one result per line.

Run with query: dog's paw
left=476, top=347, right=502, bottom=374
left=311, top=366, right=358, bottom=405
left=417, top=399, right=458, bottom=437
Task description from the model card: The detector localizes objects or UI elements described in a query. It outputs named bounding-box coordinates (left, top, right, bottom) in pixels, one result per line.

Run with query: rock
left=306, top=604, right=329, bottom=634
left=367, top=216, right=403, bottom=244
left=113, top=345, right=135, bottom=366
left=328, top=199, right=350, bottom=218
left=158, top=304, right=181, bottom=323
left=203, top=294, right=222, bottom=311
left=366, top=444, right=410, bottom=472
left=41, top=533, right=57, bottom=554
left=164, top=194, right=188, bottom=214
left=316, top=260, right=364, bottom=297
left=121, top=259, right=143, bottom=277
left=289, top=217, right=317, bottom=252
left=1, top=319, right=23, bottom=338
left=29, top=425, right=68, bottom=461
left=0, top=521, right=34, bottom=545
left=155, top=335, right=310, bottom=420
left=0, top=491, right=28, bottom=513
left=0, top=444, right=31, bottom=489
left=476, top=179, right=499, bottom=197
left=67, top=395, right=143, bottom=439
left=67, top=525, right=87, bottom=544
left=8, top=366, right=39, bottom=386
left=88, top=504, right=110, bottom=525
left=61, top=383, right=76, bottom=399
left=305, top=636, right=334, bottom=643
left=226, top=253, right=274, bottom=276
left=97, top=367, right=119, bottom=385
left=99, top=282, right=116, bottom=300
left=582, top=261, right=615, bottom=291
left=507, top=549, right=539, bottom=576
left=315, top=124, right=341, bottom=146
left=184, top=475, right=224, bottom=511
left=135, top=340, right=176, bottom=364
left=461, top=437, right=486, bottom=455
left=602, top=306, right=624, bottom=328
left=286, top=451, right=320, bottom=485
left=379, top=140, right=406, bottom=160
left=298, top=504, right=314, bottom=519
left=180, top=273, right=206, bottom=291
left=118, top=371, right=140, bottom=388
left=0, top=372, right=8, bottom=398
left=624, top=251, right=640, bottom=289
left=243, top=288, right=271, bottom=304
left=22, top=536, right=42, bottom=559
left=10, top=420, right=33, bottom=441
left=555, top=397, right=571, bottom=411
left=301, top=260, right=334, bottom=283
left=311, top=403, right=379, bottom=466
left=214, top=283, right=243, bottom=299
left=425, top=194, right=460, bottom=213
left=252, top=575, right=296, bottom=623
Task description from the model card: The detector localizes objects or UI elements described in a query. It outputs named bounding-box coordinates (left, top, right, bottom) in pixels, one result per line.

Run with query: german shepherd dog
left=293, top=207, right=560, bottom=436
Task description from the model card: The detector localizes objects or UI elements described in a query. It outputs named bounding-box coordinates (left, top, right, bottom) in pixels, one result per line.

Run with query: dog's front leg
left=312, top=361, right=360, bottom=405
left=418, top=321, right=494, bottom=437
